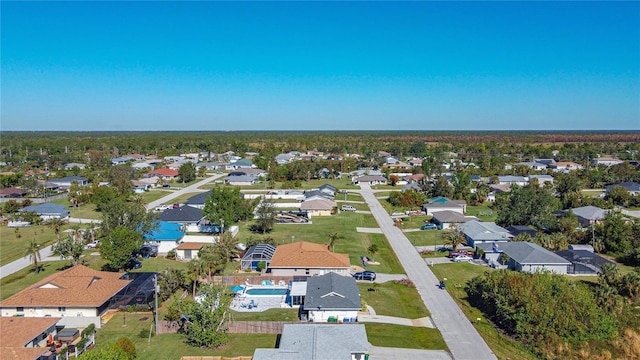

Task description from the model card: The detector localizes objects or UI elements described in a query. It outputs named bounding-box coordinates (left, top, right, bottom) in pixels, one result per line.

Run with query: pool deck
left=230, top=293, right=290, bottom=312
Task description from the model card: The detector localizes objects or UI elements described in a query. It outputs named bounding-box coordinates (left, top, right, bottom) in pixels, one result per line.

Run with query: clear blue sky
left=2, top=1, right=639, bottom=131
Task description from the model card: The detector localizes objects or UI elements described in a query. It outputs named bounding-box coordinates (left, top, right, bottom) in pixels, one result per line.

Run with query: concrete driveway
left=369, top=347, right=453, bottom=360
left=360, top=184, right=497, bottom=360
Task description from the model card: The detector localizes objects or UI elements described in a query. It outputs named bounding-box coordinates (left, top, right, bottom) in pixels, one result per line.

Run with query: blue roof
left=144, top=221, right=185, bottom=241
left=19, top=203, right=69, bottom=217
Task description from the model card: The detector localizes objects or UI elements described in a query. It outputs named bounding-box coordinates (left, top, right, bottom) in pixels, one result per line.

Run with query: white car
left=85, top=240, right=100, bottom=249
left=452, top=255, right=473, bottom=262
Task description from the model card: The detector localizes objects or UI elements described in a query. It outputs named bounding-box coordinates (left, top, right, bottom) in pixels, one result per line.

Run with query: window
left=16, top=307, right=24, bottom=312
left=305, top=269, right=310, bottom=275
left=58, top=307, right=66, bottom=312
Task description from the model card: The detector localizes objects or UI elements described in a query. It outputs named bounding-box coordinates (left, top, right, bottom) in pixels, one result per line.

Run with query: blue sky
left=2, top=1, right=639, bottom=131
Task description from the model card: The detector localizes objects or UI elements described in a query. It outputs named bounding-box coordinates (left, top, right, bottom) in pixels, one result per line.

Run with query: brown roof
left=148, top=168, right=179, bottom=177
left=176, top=242, right=207, bottom=250
left=300, top=199, right=336, bottom=211
left=1, top=317, right=59, bottom=359
left=269, top=241, right=350, bottom=269
left=0, top=265, right=131, bottom=308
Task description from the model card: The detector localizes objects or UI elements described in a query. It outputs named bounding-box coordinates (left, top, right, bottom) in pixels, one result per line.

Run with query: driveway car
left=341, top=204, right=357, bottom=212
left=448, top=250, right=474, bottom=258
left=353, top=271, right=376, bottom=281
left=84, top=240, right=100, bottom=249
left=125, top=258, right=142, bottom=270
left=452, top=255, right=473, bottom=262
left=420, top=223, right=437, bottom=230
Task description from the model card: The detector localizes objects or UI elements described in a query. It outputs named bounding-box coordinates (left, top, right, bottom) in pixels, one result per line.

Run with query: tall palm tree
left=328, top=232, right=345, bottom=252
left=46, top=218, right=67, bottom=240
left=441, top=227, right=466, bottom=251
left=25, top=238, right=42, bottom=273
left=187, top=258, right=207, bottom=296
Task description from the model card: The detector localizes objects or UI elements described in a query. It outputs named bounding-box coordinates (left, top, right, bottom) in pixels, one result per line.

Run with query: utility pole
left=154, top=274, right=159, bottom=336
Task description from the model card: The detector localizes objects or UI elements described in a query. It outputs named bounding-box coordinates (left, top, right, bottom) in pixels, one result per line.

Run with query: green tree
left=441, top=228, right=466, bottom=251
left=179, top=162, right=196, bottom=183
left=100, top=227, right=145, bottom=270
left=452, top=171, right=471, bottom=200
left=495, top=184, right=559, bottom=230
left=78, top=344, right=130, bottom=360
left=108, top=164, right=136, bottom=195
left=100, top=197, right=156, bottom=235
left=45, top=217, right=67, bottom=240
left=114, top=337, right=136, bottom=359
left=52, top=235, right=85, bottom=265
left=178, top=285, right=232, bottom=348
left=432, top=176, right=453, bottom=198
left=202, top=187, right=257, bottom=227
left=24, top=238, right=42, bottom=273
left=328, top=232, right=345, bottom=252
left=198, top=245, right=225, bottom=281
left=197, top=166, right=207, bottom=178
left=606, top=186, right=631, bottom=207
left=187, top=258, right=207, bottom=295
left=595, top=211, right=632, bottom=254
left=254, top=198, right=277, bottom=233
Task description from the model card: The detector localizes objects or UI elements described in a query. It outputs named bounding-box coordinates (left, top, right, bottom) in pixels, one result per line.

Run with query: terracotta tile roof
left=176, top=242, right=207, bottom=250
left=1, top=317, right=59, bottom=359
left=269, top=241, right=350, bottom=268
left=148, top=168, right=179, bottom=177
left=0, top=265, right=131, bottom=308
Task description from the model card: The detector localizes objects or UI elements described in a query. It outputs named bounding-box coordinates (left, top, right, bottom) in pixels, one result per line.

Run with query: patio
left=230, top=294, right=290, bottom=313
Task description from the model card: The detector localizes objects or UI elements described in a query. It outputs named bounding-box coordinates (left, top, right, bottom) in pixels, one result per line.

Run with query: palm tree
left=69, top=224, right=83, bottom=243
left=25, top=238, right=42, bottom=273
left=441, top=227, right=466, bottom=251
left=187, top=258, right=207, bottom=296
left=46, top=218, right=67, bottom=240
left=328, top=232, right=345, bottom=252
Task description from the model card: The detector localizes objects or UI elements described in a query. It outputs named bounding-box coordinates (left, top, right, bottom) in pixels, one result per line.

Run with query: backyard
left=358, top=281, right=429, bottom=318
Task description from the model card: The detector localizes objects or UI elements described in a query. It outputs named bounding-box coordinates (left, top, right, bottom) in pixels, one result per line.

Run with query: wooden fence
left=159, top=320, right=355, bottom=335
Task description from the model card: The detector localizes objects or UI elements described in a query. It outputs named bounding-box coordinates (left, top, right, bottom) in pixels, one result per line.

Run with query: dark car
left=353, top=271, right=376, bottom=281
left=140, top=245, right=158, bottom=258
left=420, top=223, right=437, bottom=230
left=125, top=258, right=142, bottom=270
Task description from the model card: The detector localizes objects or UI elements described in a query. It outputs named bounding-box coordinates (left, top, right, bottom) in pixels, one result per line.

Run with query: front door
left=185, top=250, right=192, bottom=260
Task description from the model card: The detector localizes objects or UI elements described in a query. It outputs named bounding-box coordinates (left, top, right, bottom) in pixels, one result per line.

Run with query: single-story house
left=302, top=272, right=361, bottom=323
left=225, top=158, right=253, bottom=170
left=562, top=206, right=608, bottom=227
left=145, top=168, right=179, bottom=181
left=300, top=199, right=336, bottom=217
left=555, top=248, right=614, bottom=275
left=111, top=156, right=134, bottom=165
left=489, top=184, right=511, bottom=194
left=605, top=182, right=640, bottom=195
left=275, top=153, right=295, bottom=165
left=175, top=242, right=207, bottom=261
left=225, top=175, right=257, bottom=186
left=0, top=187, right=28, bottom=198
left=528, top=174, right=554, bottom=186
left=48, top=176, right=88, bottom=188
left=477, top=241, right=571, bottom=274
left=197, top=162, right=224, bottom=171
left=592, top=157, right=623, bottom=166
left=131, top=162, right=153, bottom=170
left=422, top=197, right=467, bottom=216
left=352, top=175, right=387, bottom=185
left=229, top=168, right=266, bottom=178
left=241, top=244, right=277, bottom=271
left=402, top=182, right=422, bottom=192
left=495, top=176, right=528, bottom=186
left=252, top=323, right=370, bottom=360
left=0, top=265, right=131, bottom=327
left=549, top=162, right=584, bottom=172
left=18, top=203, right=69, bottom=220
left=458, top=220, right=512, bottom=248
left=159, top=205, right=204, bottom=225
left=431, top=210, right=478, bottom=230
left=184, top=191, right=211, bottom=209
left=506, top=225, right=537, bottom=238
left=268, top=241, right=351, bottom=277
left=515, top=161, right=548, bottom=171
left=305, top=189, right=334, bottom=201
left=63, top=162, right=86, bottom=170
left=318, top=184, right=337, bottom=197
left=144, top=221, right=186, bottom=254
left=1, top=317, right=61, bottom=360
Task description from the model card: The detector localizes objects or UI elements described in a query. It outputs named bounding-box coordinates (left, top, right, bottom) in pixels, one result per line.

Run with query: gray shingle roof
left=185, top=191, right=211, bottom=206
left=459, top=221, right=512, bottom=241
left=19, top=203, right=69, bottom=217
left=432, top=210, right=476, bottom=224
left=605, top=182, right=640, bottom=192
left=159, top=205, right=203, bottom=223
left=477, top=242, right=571, bottom=265
left=304, top=273, right=361, bottom=311
left=568, top=206, right=608, bottom=221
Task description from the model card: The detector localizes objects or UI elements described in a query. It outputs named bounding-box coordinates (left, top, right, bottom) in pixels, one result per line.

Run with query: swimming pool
left=245, top=287, right=288, bottom=296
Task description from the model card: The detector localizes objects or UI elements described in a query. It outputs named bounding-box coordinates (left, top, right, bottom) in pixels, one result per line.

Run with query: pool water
left=245, top=287, right=288, bottom=296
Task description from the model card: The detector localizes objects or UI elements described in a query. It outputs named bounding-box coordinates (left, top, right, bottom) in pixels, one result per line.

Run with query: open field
left=466, top=205, right=497, bottom=222
left=430, top=263, right=538, bottom=360
left=50, top=198, right=102, bottom=220
left=0, top=223, right=84, bottom=266
left=358, top=281, right=429, bottom=318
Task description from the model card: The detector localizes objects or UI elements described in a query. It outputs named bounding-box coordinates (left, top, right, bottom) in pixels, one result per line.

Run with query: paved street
left=145, top=173, right=226, bottom=211
left=360, top=185, right=497, bottom=360
left=0, top=245, right=53, bottom=280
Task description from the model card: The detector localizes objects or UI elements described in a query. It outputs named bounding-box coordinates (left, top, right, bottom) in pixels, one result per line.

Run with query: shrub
left=166, top=249, right=176, bottom=260
left=114, top=337, right=136, bottom=359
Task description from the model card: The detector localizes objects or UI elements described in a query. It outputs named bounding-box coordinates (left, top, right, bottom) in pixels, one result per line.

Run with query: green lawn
left=0, top=223, right=86, bottom=266
left=365, top=323, right=448, bottom=350
left=466, top=205, right=497, bottom=222
left=359, top=281, right=429, bottom=318
left=139, top=190, right=173, bottom=204
left=94, top=313, right=277, bottom=359
left=397, top=216, right=431, bottom=229
left=229, top=308, right=299, bottom=321
left=430, top=263, right=538, bottom=360
left=404, top=230, right=442, bottom=247
left=50, top=198, right=102, bottom=220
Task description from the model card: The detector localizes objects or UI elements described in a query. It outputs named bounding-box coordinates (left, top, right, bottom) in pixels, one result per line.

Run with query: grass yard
left=404, top=230, right=442, bottom=247
left=229, top=308, right=298, bottom=321
left=359, top=281, right=429, bottom=318
left=0, top=223, right=78, bottom=266
left=430, top=263, right=538, bottom=360
left=364, top=323, right=448, bottom=350
left=139, top=190, right=173, bottom=204
left=397, top=216, right=431, bottom=229
left=466, top=205, right=497, bottom=222
left=50, top=198, right=102, bottom=220
left=94, top=313, right=277, bottom=359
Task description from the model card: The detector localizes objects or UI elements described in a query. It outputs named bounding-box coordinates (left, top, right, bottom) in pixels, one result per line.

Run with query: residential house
left=121, top=154, right=146, bottom=161
left=1, top=317, right=60, bottom=360
left=605, top=181, right=640, bottom=195
left=275, top=153, right=295, bottom=165
left=184, top=191, right=211, bottom=209
left=175, top=242, right=207, bottom=261
left=592, top=157, right=623, bottom=166
left=563, top=206, right=608, bottom=227
left=506, top=225, right=537, bottom=238
left=549, top=162, right=584, bottom=172
left=408, top=158, right=423, bottom=167
left=555, top=247, right=614, bottom=275
left=318, top=184, right=337, bottom=197
left=225, top=158, right=253, bottom=170
left=225, top=175, right=256, bottom=186
left=352, top=175, right=387, bottom=185
left=229, top=168, right=266, bottom=178
left=458, top=220, right=512, bottom=247
left=302, top=272, right=362, bottom=323
left=144, top=221, right=186, bottom=254
left=422, top=197, right=467, bottom=216
left=267, top=241, right=351, bottom=277
left=63, top=162, right=86, bottom=170
left=402, top=182, right=422, bottom=192
left=18, top=203, right=69, bottom=220
left=495, top=176, right=528, bottom=186
left=131, top=162, right=153, bottom=170
left=528, top=174, right=554, bottom=186
left=159, top=205, right=204, bottom=225
left=48, top=176, right=88, bottom=188
left=300, top=199, right=337, bottom=217
left=252, top=324, right=370, bottom=360
left=0, top=187, right=27, bottom=198
left=241, top=244, right=276, bottom=271
left=146, top=168, right=179, bottom=181
left=515, top=161, right=548, bottom=171
left=534, top=159, right=557, bottom=167
left=110, top=156, right=134, bottom=165
left=431, top=210, right=478, bottom=230
left=305, top=189, right=334, bottom=201
left=196, top=161, right=224, bottom=171
left=0, top=265, right=131, bottom=327
left=476, top=241, right=571, bottom=274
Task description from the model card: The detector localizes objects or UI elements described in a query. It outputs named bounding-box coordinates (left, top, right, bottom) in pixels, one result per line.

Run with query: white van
left=341, top=204, right=357, bottom=212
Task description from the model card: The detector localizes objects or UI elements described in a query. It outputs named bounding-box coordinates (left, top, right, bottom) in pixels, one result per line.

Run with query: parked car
left=125, top=258, right=142, bottom=270
left=140, top=245, right=158, bottom=258
left=452, top=255, right=473, bottom=262
left=341, top=204, right=357, bottom=212
left=448, top=250, right=474, bottom=258
left=353, top=271, right=376, bottom=281
left=420, top=223, right=437, bottom=230
left=84, top=240, right=100, bottom=249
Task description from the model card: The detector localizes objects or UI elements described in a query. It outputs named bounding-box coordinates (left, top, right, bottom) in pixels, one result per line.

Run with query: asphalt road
left=359, top=185, right=497, bottom=360
left=145, top=173, right=226, bottom=211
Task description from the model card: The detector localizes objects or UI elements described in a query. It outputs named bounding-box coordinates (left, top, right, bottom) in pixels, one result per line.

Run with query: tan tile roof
left=0, top=265, right=131, bottom=308
left=1, top=317, right=60, bottom=346
left=300, top=199, right=336, bottom=211
left=176, top=242, right=207, bottom=250
left=269, top=241, right=350, bottom=268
